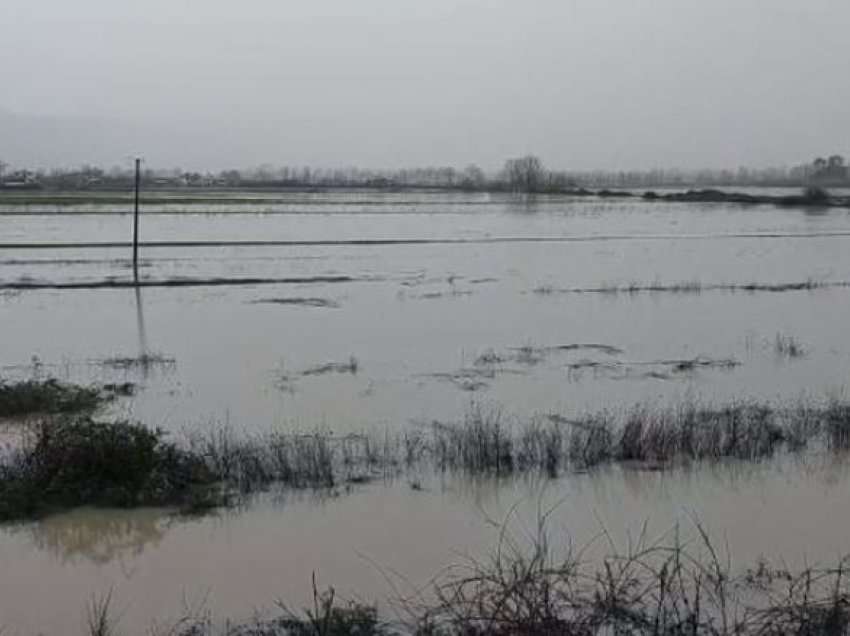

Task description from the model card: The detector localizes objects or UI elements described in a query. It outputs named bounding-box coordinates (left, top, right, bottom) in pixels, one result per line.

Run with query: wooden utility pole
left=133, top=158, right=141, bottom=274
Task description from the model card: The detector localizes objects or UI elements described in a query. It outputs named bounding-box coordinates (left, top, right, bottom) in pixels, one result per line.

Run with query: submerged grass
left=250, top=297, right=341, bottom=309
left=661, top=356, right=741, bottom=373
left=468, top=343, right=624, bottom=374
left=775, top=333, right=806, bottom=358
left=273, top=357, right=361, bottom=394
left=565, top=356, right=740, bottom=382
left=301, top=357, right=360, bottom=377
left=97, top=352, right=177, bottom=372
left=533, top=278, right=850, bottom=296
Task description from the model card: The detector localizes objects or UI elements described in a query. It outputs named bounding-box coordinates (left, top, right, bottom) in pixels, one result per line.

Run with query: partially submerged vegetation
left=97, top=352, right=177, bottom=372
left=425, top=368, right=501, bottom=392
left=0, top=377, right=109, bottom=417
left=406, top=523, right=850, bottom=636
left=5, top=396, right=850, bottom=522
left=301, top=357, right=359, bottom=376
left=209, top=395, right=850, bottom=477
left=60, top=522, right=850, bottom=635
left=250, top=297, right=341, bottom=308
left=427, top=345, right=736, bottom=387
left=532, top=278, right=850, bottom=296
left=774, top=333, right=806, bottom=358
left=423, top=344, right=593, bottom=390
left=472, top=343, right=624, bottom=369
left=411, top=289, right=474, bottom=300
left=564, top=355, right=741, bottom=381
left=643, top=185, right=850, bottom=208
left=0, top=418, right=214, bottom=521
left=275, top=357, right=361, bottom=392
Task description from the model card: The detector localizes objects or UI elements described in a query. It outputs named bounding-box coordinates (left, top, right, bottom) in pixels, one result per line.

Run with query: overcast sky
left=1, top=0, right=848, bottom=171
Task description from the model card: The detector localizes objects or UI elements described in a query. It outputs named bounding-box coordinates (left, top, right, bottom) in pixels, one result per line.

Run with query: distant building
left=0, top=170, right=41, bottom=189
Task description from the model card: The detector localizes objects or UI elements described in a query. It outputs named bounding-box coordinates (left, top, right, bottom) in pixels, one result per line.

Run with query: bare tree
left=460, top=164, right=486, bottom=190
left=812, top=155, right=847, bottom=181
left=503, top=155, right=545, bottom=193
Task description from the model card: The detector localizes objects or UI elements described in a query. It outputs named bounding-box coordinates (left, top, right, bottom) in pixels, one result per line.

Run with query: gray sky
left=1, top=0, right=848, bottom=171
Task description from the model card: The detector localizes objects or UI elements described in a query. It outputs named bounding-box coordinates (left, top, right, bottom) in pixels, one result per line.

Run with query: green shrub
left=0, top=378, right=105, bottom=417
left=0, top=418, right=214, bottom=520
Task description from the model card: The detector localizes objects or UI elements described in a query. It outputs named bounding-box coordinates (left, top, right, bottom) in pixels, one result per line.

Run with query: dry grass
left=75, top=520, right=850, bottom=635
left=407, top=519, right=850, bottom=635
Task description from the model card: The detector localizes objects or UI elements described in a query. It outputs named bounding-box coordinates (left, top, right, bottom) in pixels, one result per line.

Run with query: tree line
left=0, top=155, right=847, bottom=193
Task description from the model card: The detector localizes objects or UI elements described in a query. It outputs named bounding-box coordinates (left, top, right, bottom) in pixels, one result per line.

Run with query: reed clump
left=410, top=522, right=850, bottom=635
left=774, top=333, right=806, bottom=358
left=4, top=397, right=850, bottom=522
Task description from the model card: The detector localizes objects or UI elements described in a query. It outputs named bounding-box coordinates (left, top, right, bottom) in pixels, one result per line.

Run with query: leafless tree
left=503, top=155, right=545, bottom=193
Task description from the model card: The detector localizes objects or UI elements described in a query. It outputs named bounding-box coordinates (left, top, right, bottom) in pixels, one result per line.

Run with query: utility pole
left=133, top=157, right=141, bottom=276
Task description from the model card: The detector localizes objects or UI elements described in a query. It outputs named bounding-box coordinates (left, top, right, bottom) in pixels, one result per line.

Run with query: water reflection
left=133, top=283, right=150, bottom=378
left=23, top=507, right=175, bottom=566
left=3, top=453, right=850, bottom=571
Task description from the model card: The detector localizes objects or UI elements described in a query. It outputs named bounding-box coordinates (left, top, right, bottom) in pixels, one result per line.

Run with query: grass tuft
left=86, top=590, right=119, bottom=636
left=302, top=357, right=359, bottom=377
left=775, top=333, right=806, bottom=358
left=98, top=353, right=176, bottom=372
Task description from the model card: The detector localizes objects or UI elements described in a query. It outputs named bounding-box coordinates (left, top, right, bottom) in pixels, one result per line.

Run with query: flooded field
left=3, top=190, right=850, bottom=633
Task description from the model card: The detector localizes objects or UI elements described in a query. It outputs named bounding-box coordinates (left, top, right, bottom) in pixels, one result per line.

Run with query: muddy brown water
left=2, top=190, right=850, bottom=633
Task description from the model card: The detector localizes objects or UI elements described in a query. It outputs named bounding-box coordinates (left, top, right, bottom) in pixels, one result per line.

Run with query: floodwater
left=2, top=190, right=850, bottom=633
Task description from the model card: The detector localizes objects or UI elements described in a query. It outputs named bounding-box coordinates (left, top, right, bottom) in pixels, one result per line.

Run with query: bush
left=804, top=185, right=830, bottom=202
left=0, top=418, right=214, bottom=520
left=0, top=378, right=105, bottom=417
